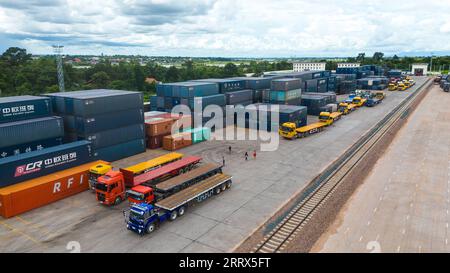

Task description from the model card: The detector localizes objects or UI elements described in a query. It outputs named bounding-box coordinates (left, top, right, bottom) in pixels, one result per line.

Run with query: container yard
left=0, top=73, right=432, bottom=253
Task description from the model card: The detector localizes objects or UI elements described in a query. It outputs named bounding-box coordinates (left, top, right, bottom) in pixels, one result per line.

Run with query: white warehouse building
left=337, top=63, right=361, bottom=68
left=411, top=63, right=428, bottom=76
left=293, top=62, right=326, bottom=72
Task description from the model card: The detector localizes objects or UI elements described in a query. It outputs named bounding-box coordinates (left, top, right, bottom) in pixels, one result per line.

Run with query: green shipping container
left=184, top=127, right=211, bottom=144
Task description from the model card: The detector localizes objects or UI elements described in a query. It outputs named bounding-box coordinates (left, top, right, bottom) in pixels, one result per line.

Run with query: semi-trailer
left=124, top=173, right=232, bottom=235
left=279, top=111, right=342, bottom=139
left=351, top=96, right=367, bottom=107
left=94, top=155, right=201, bottom=206
left=126, top=163, right=223, bottom=204
left=398, top=82, right=407, bottom=91
left=119, top=152, right=183, bottom=184
left=366, top=91, right=385, bottom=107
left=388, top=82, right=398, bottom=91
left=338, top=102, right=357, bottom=115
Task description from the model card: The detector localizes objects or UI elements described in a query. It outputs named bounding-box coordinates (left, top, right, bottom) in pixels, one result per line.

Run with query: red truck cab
left=127, top=185, right=155, bottom=204
left=95, top=171, right=127, bottom=206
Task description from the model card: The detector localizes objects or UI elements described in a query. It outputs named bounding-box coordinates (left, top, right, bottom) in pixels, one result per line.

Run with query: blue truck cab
left=125, top=203, right=175, bottom=235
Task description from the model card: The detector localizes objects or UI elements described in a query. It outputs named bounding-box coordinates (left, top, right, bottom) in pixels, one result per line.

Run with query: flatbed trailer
left=329, top=112, right=342, bottom=121
left=120, top=152, right=183, bottom=184
left=125, top=173, right=232, bottom=235
left=153, top=163, right=222, bottom=198
left=366, top=97, right=383, bottom=107
left=126, top=155, right=201, bottom=187
left=294, top=122, right=327, bottom=137
left=126, top=163, right=223, bottom=204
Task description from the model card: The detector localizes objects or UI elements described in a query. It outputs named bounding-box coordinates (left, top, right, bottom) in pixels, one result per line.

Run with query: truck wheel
left=226, top=181, right=232, bottom=189
left=221, top=184, right=227, bottom=191
left=169, top=211, right=178, bottom=221
left=114, top=197, right=122, bottom=206
left=215, top=187, right=221, bottom=195
left=146, top=223, right=156, bottom=234
left=178, top=206, right=186, bottom=216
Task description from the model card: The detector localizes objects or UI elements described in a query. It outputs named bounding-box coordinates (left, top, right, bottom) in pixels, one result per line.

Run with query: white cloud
left=0, top=0, right=449, bottom=56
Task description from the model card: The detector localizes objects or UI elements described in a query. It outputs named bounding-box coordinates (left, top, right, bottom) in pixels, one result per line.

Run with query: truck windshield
left=95, top=183, right=108, bottom=192
left=128, top=191, right=145, bottom=201
left=130, top=210, right=144, bottom=220
left=89, top=173, right=99, bottom=181
left=281, top=126, right=294, bottom=132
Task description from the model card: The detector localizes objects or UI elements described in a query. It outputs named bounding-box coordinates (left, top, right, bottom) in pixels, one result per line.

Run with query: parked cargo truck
left=279, top=111, right=342, bottom=139
left=94, top=155, right=201, bottom=206
left=126, top=163, right=222, bottom=204
left=338, top=102, right=357, bottom=115
left=124, top=173, right=232, bottom=235
left=366, top=91, right=385, bottom=107
left=88, top=163, right=112, bottom=190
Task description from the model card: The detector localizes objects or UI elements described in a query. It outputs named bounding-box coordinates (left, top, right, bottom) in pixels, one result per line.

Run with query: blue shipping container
left=79, top=124, right=145, bottom=149
left=0, top=96, right=53, bottom=124
left=94, top=138, right=146, bottom=162
left=0, top=116, right=64, bottom=149
left=0, top=137, right=63, bottom=159
left=46, top=89, right=143, bottom=116
left=63, top=108, right=143, bottom=134
left=0, top=140, right=94, bottom=187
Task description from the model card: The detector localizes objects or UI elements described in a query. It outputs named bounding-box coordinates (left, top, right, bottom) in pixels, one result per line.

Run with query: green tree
left=165, top=66, right=180, bottom=82
left=90, top=71, right=110, bottom=88
left=223, top=63, right=238, bottom=77
left=1, top=47, right=31, bottom=66
left=373, top=52, right=384, bottom=63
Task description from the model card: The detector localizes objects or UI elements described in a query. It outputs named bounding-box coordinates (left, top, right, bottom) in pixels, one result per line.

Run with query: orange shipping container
left=0, top=160, right=109, bottom=218
left=162, top=133, right=192, bottom=151
left=145, top=118, right=175, bottom=137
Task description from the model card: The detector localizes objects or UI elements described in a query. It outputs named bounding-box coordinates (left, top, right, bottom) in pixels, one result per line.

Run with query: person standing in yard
left=253, top=150, right=257, bottom=160
left=222, top=156, right=226, bottom=167
left=245, top=152, right=249, bottom=161
left=228, top=146, right=232, bottom=154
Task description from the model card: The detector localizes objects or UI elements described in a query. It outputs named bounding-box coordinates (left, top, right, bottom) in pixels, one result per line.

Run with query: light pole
left=53, top=45, right=65, bottom=92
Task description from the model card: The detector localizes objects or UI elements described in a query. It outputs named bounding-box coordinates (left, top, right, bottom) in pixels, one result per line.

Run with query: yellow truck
left=398, top=82, right=407, bottom=91
left=388, top=82, right=398, bottom=91
left=374, top=91, right=385, bottom=99
left=338, top=102, right=357, bottom=115
left=89, top=163, right=113, bottom=190
left=352, top=96, right=367, bottom=107
left=279, top=111, right=342, bottom=139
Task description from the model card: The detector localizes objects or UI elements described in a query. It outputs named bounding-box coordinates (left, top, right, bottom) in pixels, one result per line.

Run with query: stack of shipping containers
left=357, top=77, right=389, bottom=90
left=263, top=78, right=302, bottom=105
left=335, top=74, right=357, bottom=94
left=0, top=95, right=103, bottom=218
left=45, top=89, right=146, bottom=162
left=237, top=103, right=307, bottom=131
left=0, top=96, right=63, bottom=157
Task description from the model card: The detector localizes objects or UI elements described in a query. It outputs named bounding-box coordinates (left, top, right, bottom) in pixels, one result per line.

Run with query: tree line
left=0, top=47, right=292, bottom=99
left=1, top=47, right=449, bottom=99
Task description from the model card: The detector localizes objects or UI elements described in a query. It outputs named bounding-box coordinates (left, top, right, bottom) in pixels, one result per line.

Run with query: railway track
left=253, top=79, right=432, bottom=253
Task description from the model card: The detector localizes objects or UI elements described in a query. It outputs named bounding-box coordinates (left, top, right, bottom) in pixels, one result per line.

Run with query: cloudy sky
left=0, top=0, right=449, bottom=57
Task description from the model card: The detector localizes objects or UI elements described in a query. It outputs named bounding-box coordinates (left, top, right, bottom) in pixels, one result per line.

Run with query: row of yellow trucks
left=87, top=152, right=232, bottom=235
left=388, top=76, right=415, bottom=91
left=279, top=92, right=385, bottom=139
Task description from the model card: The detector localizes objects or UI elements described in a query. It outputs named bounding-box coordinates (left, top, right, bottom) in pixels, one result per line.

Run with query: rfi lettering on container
left=53, top=175, right=85, bottom=193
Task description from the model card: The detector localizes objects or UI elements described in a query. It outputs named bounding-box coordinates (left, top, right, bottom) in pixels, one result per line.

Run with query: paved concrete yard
left=0, top=78, right=428, bottom=253
left=314, top=83, right=450, bottom=253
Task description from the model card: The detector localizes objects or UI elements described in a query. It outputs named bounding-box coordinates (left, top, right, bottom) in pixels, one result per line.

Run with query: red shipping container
left=162, top=133, right=192, bottom=151
left=0, top=160, right=109, bottom=218
left=146, top=113, right=192, bottom=131
left=146, top=134, right=169, bottom=149
left=145, top=118, right=175, bottom=137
